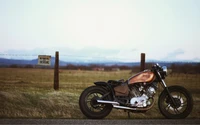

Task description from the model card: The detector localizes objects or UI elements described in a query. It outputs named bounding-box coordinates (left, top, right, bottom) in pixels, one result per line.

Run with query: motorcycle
left=79, top=63, right=193, bottom=119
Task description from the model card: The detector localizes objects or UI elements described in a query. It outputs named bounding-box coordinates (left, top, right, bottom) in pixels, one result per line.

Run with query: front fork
left=157, top=72, right=177, bottom=107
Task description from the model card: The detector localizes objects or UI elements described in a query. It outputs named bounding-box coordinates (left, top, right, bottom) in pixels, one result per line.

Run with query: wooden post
left=140, top=53, right=145, bottom=71
left=54, top=51, right=59, bottom=90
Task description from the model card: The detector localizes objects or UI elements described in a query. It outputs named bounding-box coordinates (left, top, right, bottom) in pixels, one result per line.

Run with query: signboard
left=38, top=55, right=51, bottom=66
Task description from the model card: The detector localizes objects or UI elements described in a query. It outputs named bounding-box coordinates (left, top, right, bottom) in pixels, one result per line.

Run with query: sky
left=0, top=0, right=200, bottom=62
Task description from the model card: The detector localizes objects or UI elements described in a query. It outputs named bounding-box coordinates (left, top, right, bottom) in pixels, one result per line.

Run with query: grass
left=0, top=68, right=199, bottom=119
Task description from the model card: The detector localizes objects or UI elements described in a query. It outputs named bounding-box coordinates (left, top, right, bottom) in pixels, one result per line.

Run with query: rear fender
left=94, top=81, right=108, bottom=86
left=94, top=81, right=115, bottom=99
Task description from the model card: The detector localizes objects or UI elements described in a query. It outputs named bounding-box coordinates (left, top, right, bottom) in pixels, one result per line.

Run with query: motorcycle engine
left=129, top=83, right=157, bottom=107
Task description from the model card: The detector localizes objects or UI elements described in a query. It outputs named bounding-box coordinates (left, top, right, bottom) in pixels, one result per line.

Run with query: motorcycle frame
left=94, top=68, right=167, bottom=99
left=94, top=66, right=177, bottom=110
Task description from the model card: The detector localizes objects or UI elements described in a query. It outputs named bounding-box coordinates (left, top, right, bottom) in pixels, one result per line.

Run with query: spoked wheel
left=159, top=86, right=193, bottom=119
left=79, top=86, right=112, bottom=119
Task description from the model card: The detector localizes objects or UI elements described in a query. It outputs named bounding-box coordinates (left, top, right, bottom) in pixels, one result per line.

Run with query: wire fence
left=0, top=53, right=138, bottom=61
left=0, top=52, right=139, bottom=68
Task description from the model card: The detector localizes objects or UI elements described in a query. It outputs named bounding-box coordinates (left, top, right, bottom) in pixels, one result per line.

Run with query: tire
left=79, top=86, right=113, bottom=119
left=158, top=85, right=193, bottom=119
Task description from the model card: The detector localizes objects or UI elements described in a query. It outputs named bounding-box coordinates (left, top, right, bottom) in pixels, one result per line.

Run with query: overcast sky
left=0, top=0, right=200, bottom=62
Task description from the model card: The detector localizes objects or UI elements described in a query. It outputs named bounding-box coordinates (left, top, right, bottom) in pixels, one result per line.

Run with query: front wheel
left=158, top=85, right=193, bottom=119
left=79, top=86, right=113, bottom=119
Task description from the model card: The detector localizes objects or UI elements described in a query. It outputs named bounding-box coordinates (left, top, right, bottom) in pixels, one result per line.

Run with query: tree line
left=2, top=64, right=131, bottom=71
left=170, top=63, right=200, bottom=74
left=60, top=64, right=131, bottom=71
left=131, top=62, right=200, bottom=74
left=2, top=62, right=200, bottom=74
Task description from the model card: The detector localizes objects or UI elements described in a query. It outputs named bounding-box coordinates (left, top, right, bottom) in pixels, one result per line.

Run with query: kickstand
left=128, top=112, right=131, bottom=119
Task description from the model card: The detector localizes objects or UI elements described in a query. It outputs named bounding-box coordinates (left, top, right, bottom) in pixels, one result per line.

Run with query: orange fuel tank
left=128, top=70, right=155, bottom=84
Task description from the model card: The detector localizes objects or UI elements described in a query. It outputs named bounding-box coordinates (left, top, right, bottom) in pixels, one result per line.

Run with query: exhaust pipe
left=97, top=99, right=154, bottom=111
left=97, top=101, right=138, bottom=111
left=113, top=102, right=154, bottom=111
left=113, top=105, right=137, bottom=110
left=97, top=100, right=119, bottom=105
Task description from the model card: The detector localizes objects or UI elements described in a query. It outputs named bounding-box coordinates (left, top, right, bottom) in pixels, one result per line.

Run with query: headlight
left=162, top=66, right=167, bottom=74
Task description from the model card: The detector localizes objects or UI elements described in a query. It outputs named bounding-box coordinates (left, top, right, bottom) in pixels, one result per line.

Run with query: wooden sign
left=38, top=55, right=51, bottom=66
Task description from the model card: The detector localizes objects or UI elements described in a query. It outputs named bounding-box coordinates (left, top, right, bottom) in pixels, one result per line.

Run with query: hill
left=0, top=57, right=199, bottom=68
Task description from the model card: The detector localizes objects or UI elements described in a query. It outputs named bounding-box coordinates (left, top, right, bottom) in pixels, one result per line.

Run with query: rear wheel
left=158, top=86, right=193, bottom=119
left=79, top=86, right=112, bottom=119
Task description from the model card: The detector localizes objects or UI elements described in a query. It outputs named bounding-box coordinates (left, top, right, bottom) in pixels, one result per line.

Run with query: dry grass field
left=0, top=68, right=199, bottom=119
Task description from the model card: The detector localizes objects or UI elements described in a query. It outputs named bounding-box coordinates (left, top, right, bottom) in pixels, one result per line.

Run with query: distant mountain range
left=0, top=57, right=64, bottom=67
left=0, top=57, right=198, bottom=68
left=0, top=57, right=134, bottom=67
left=1, top=47, right=200, bottom=64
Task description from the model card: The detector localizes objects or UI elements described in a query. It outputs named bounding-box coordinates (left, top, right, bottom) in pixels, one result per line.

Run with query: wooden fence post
left=140, top=53, right=145, bottom=71
left=54, top=51, right=59, bottom=90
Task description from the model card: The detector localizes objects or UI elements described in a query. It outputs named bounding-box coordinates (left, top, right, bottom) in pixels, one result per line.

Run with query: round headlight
left=162, top=66, right=167, bottom=73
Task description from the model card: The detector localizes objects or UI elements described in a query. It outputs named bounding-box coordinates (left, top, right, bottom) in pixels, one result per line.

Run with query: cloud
left=163, top=49, right=185, bottom=61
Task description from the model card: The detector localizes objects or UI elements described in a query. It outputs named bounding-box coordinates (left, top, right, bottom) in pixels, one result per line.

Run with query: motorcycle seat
left=108, top=79, right=124, bottom=86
